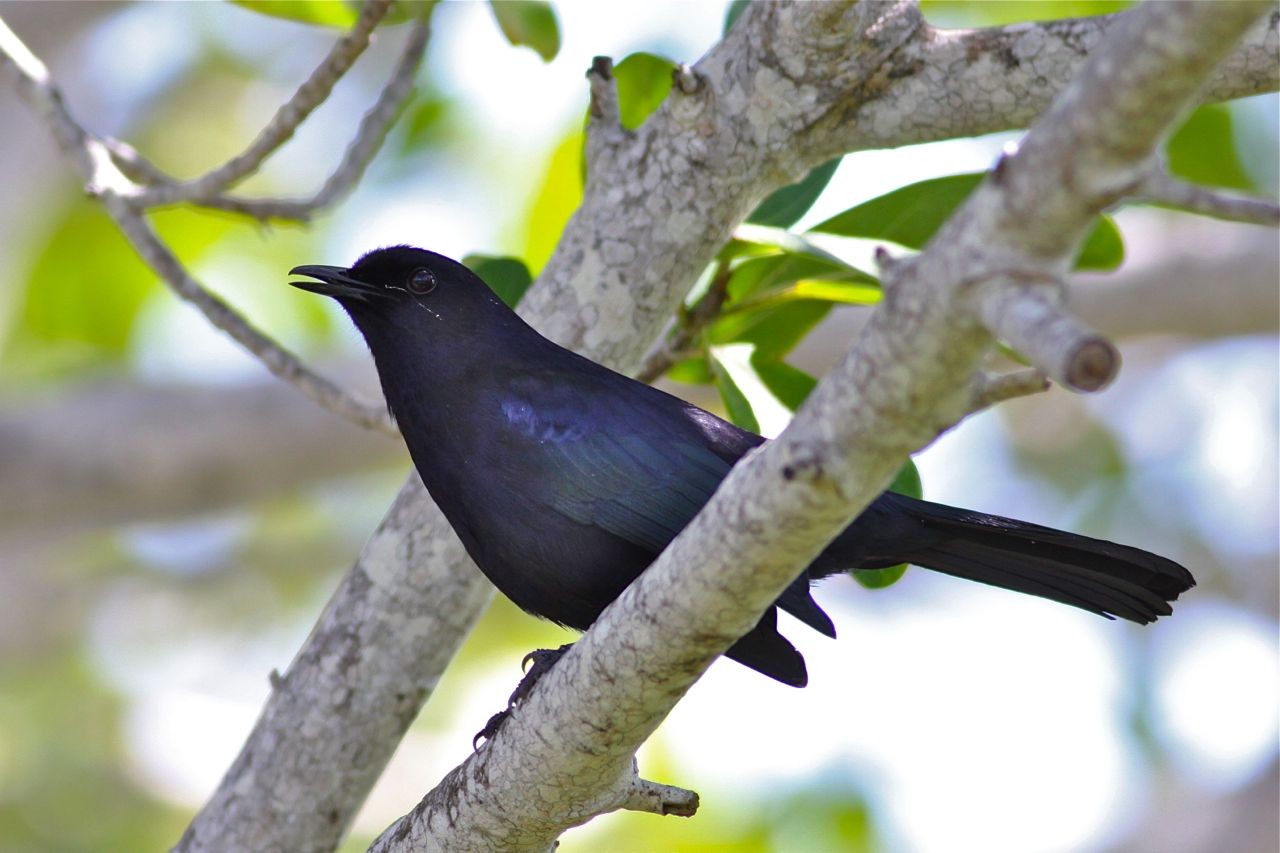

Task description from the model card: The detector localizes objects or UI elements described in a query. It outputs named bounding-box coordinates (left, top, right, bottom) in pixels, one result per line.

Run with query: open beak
left=289, top=265, right=385, bottom=303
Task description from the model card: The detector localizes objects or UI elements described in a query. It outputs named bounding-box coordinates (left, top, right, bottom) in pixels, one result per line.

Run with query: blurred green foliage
left=0, top=1, right=1273, bottom=851
left=463, top=254, right=534, bottom=308
left=488, top=0, right=561, bottom=62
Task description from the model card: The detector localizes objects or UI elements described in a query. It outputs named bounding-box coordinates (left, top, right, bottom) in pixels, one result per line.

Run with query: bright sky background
left=61, top=3, right=1279, bottom=851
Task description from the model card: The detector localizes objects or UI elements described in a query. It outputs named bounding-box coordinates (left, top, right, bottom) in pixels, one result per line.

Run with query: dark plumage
left=290, top=246, right=1195, bottom=687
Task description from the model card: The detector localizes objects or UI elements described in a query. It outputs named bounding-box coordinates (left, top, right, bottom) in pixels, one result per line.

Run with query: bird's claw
left=472, top=643, right=575, bottom=751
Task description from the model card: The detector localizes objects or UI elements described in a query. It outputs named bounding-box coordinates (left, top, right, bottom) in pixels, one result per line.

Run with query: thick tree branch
left=154, top=1, right=1277, bottom=849
left=367, top=2, right=1271, bottom=848
left=0, top=377, right=400, bottom=534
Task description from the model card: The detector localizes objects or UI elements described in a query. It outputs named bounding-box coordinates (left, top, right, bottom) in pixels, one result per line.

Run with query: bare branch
left=367, top=3, right=1271, bottom=848
left=112, top=1, right=1275, bottom=849
left=622, top=777, right=700, bottom=818
left=106, top=197, right=398, bottom=432
left=0, top=376, right=397, bottom=534
left=1136, top=165, right=1280, bottom=225
left=979, top=281, right=1120, bottom=393
left=194, top=15, right=431, bottom=223
left=970, top=368, right=1051, bottom=410
left=0, top=17, right=399, bottom=436
left=125, top=0, right=393, bottom=206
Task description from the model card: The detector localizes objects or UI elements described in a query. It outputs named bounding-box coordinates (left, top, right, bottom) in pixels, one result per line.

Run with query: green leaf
left=753, top=359, right=817, bottom=410
left=811, top=172, right=1124, bottom=271
left=708, top=246, right=875, bottom=360
left=747, top=158, right=841, bottom=229
left=723, top=0, right=750, bottom=33
left=230, top=0, right=361, bottom=28
left=4, top=201, right=234, bottom=377
left=1165, top=104, right=1253, bottom=191
left=709, top=300, right=833, bottom=361
left=397, top=93, right=450, bottom=155
left=722, top=244, right=856, bottom=302
left=462, top=255, right=533, bottom=308
left=1072, top=215, right=1123, bottom=272
left=709, top=345, right=761, bottom=433
left=921, top=0, right=1132, bottom=27
left=665, top=356, right=713, bottom=385
left=515, top=127, right=584, bottom=273
left=888, top=457, right=922, bottom=499
left=709, top=343, right=817, bottom=435
left=612, top=52, right=675, bottom=130
left=854, top=563, right=908, bottom=589
left=812, top=173, right=984, bottom=248
left=489, top=1, right=560, bottom=61
left=853, top=459, right=922, bottom=589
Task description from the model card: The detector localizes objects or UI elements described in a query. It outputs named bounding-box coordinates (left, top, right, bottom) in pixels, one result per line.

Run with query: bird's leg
left=473, top=643, right=574, bottom=749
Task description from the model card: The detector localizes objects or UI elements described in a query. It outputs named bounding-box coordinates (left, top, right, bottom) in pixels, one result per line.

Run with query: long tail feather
left=817, top=493, right=1195, bottom=623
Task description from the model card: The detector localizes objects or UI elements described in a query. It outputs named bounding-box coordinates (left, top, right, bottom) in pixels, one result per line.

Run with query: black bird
left=291, top=246, right=1194, bottom=690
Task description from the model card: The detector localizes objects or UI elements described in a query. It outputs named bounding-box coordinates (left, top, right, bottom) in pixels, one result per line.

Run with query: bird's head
left=289, top=245, right=517, bottom=341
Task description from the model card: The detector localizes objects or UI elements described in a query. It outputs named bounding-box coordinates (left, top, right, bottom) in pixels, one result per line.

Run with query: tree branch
left=154, top=1, right=1278, bottom=849
left=175, top=14, right=432, bottom=223
left=0, top=15, right=403, bottom=436
left=365, top=2, right=1271, bottom=848
left=121, top=0, right=393, bottom=207
left=1136, top=164, right=1280, bottom=225
left=0, top=376, right=400, bottom=534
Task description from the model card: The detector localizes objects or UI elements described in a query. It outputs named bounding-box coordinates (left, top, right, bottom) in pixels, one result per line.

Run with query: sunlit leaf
left=516, top=128, right=584, bottom=273
left=612, top=52, right=675, bottom=130
left=723, top=246, right=852, bottom=302
left=921, top=0, right=1132, bottom=27
left=4, top=201, right=233, bottom=376
left=230, top=0, right=361, bottom=28
left=709, top=344, right=762, bottom=432
left=853, top=458, right=922, bottom=589
left=666, top=356, right=713, bottom=385
left=732, top=223, right=851, bottom=267
left=489, top=0, right=561, bottom=61
left=811, top=172, right=1124, bottom=271
left=747, top=159, right=841, bottom=229
left=709, top=300, right=832, bottom=361
left=1165, top=103, right=1253, bottom=191
left=1072, top=216, right=1123, bottom=271
left=463, top=254, right=533, bottom=308
left=709, top=343, right=815, bottom=436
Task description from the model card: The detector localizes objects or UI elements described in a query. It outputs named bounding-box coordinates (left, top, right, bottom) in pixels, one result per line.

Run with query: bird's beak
left=289, top=265, right=385, bottom=303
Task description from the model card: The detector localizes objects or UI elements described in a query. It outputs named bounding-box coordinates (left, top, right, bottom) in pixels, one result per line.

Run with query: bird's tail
left=818, top=492, right=1195, bottom=623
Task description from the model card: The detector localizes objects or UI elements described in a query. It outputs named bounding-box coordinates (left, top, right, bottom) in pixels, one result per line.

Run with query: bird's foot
left=472, top=643, right=574, bottom=750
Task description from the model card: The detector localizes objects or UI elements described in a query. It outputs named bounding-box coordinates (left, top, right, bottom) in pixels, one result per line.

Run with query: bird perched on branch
left=291, top=246, right=1193, bottom=696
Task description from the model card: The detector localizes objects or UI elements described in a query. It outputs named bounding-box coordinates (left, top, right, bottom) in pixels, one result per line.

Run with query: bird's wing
left=497, top=372, right=836, bottom=639
left=498, top=376, right=729, bottom=554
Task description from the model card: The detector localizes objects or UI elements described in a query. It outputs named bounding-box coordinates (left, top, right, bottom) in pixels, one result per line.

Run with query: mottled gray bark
left=368, top=2, right=1277, bottom=850
left=99, top=2, right=1272, bottom=851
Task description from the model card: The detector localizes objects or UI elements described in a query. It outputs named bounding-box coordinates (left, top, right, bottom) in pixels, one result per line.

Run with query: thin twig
left=193, top=14, right=431, bottom=223
left=634, top=259, right=733, bottom=383
left=124, top=0, right=394, bottom=206
left=1136, top=166, right=1280, bottom=226
left=0, top=17, right=398, bottom=436
left=970, top=368, right=1051, bottom=409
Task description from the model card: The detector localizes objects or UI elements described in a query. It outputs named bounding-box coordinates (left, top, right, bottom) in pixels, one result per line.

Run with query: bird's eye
left=407, top=268, right=436, bottom=294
